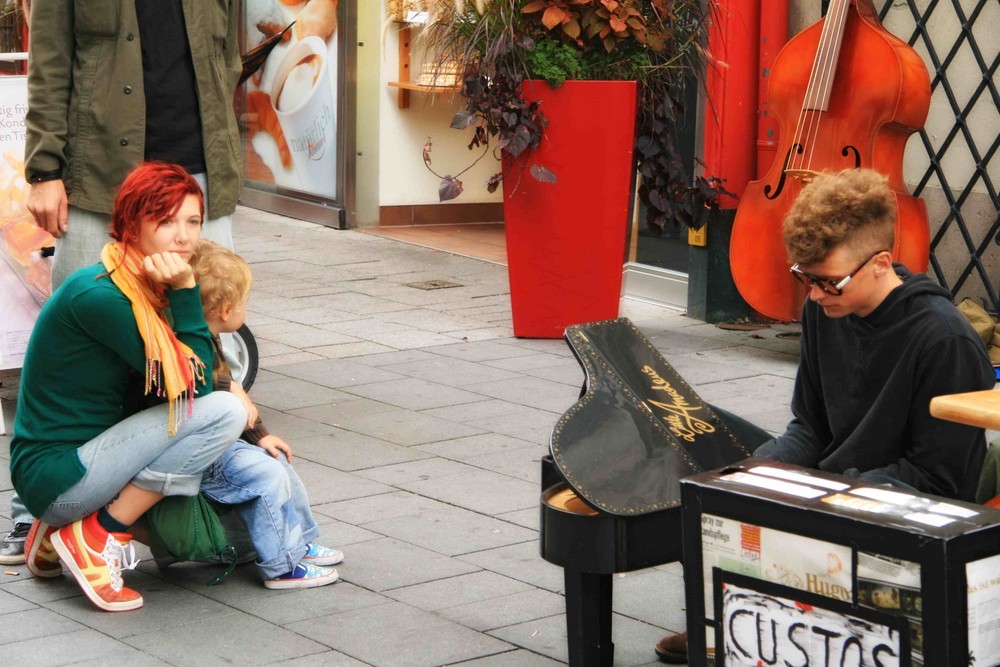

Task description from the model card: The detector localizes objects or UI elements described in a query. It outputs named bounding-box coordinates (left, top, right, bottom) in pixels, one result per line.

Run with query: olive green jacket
left=24, top=0, right=244, bottom=220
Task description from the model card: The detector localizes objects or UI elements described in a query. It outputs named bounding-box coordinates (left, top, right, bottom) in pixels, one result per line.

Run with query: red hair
left=109, top=162, right=204, bottom=242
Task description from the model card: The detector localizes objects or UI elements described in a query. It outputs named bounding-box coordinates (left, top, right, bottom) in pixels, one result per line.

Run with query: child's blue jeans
left=199, top=440, right=320, bottom=580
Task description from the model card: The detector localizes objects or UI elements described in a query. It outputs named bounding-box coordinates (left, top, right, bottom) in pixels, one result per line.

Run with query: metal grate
left=870, top=0, right=1000, bottom=312
left=404, top=279, right=463, bottom=290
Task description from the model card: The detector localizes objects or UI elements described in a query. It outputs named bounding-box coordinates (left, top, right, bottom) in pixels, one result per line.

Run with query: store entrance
left=623, top=80, right=699, bottom=310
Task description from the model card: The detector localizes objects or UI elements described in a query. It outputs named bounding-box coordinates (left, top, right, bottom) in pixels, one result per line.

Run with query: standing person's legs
left=51, top=207, right=112, bottom=289
left=192, top=172, right=233, bottom=250
left=0, top=495, right=36, bottom=565
left=9, top=495, right=32, bottom=527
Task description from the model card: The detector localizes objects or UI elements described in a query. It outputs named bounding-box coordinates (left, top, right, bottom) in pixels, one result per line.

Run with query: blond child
left=189, top=240, right=343, bottom=589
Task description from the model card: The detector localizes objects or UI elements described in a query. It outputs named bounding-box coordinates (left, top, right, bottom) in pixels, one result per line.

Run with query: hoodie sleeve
left=754, top=307, right=827, bottom=466
left=857, top=334, right=992, bottom=500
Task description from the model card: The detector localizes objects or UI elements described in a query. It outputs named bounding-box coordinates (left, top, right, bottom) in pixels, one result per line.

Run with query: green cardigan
left=10, top=263, right=214, bottom=519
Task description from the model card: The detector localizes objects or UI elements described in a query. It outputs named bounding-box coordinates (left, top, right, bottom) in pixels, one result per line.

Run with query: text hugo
left=726, top=609, right=899, bottom=667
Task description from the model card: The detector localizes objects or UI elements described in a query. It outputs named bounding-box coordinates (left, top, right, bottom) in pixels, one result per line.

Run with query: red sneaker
left=24, top=520, right=62, bottom=578
left=50, top=514, right=143, bottom=612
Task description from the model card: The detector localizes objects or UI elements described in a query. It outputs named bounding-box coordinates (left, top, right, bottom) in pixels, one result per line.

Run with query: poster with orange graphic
left=0, top=75, right=54, bottom=371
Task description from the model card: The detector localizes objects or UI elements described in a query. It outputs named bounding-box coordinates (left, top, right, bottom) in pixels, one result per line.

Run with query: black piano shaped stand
left=539, top=319, right=753, bottom=666
left=541, top=456, right=682, bottom=666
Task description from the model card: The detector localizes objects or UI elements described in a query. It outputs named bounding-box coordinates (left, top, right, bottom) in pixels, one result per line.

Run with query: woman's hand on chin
left=143, top=252, right=197, bottom=290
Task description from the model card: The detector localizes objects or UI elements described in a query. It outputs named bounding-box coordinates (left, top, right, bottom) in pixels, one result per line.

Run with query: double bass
left=730, top=0, right=931, bottom=322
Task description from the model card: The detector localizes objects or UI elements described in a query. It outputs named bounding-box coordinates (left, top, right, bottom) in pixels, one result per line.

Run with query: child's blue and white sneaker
left=301, top=543, right=344, bottom=566
left=264, top=562, right=339, bottom=590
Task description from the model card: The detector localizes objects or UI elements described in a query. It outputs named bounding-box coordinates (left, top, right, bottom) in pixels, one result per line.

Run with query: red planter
left=503, top=80, right=638, bottom=338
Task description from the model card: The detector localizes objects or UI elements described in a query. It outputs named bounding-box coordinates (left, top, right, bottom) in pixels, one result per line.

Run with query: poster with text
left=0, top=75, right=54, bottom=371
left=242, top=0, right=340, bottom=200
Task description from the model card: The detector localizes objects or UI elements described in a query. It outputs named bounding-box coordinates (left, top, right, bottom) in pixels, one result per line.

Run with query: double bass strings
left=804, top=0, right=851, bottom=172
left=790, top=0, right=852, bottom=177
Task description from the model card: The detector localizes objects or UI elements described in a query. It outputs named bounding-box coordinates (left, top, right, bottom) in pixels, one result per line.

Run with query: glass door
left=624, top=79, right=699, bottom=309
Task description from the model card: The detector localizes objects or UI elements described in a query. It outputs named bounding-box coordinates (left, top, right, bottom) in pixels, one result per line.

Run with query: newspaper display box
left=681, top=461, right=1000, bottom=666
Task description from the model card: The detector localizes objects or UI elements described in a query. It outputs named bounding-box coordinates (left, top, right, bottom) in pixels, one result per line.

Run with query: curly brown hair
left=782, top=169, right=895, bottom=265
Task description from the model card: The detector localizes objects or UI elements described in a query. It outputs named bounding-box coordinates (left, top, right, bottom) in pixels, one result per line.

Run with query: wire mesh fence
left=874, top=0, right=1000, bottom=312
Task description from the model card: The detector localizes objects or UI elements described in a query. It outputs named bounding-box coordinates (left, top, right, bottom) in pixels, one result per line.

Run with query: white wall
left=377, top=6, right=503, bottom=208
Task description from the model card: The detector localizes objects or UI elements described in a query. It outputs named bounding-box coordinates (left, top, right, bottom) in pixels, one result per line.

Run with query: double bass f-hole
left=842, top=144, right=861, bottom=167
left=764, top=143, right=804, bottom=199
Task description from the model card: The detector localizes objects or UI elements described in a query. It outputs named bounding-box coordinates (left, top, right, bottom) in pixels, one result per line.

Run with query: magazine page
left=701, top=514, right=852, bottom=654
left=857, top=553, right=924, bottom=666
left=967, top=554, right=1000, bottom=667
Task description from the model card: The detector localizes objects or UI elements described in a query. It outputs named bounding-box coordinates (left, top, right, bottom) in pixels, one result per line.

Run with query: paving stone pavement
left=0, top=207, right=801, bottom=666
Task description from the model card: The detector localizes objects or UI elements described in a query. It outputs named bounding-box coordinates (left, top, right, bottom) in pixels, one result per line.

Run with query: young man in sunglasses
left=655, top=167, right=994, bottom=664
left=754, top=167, right=993, bottom=497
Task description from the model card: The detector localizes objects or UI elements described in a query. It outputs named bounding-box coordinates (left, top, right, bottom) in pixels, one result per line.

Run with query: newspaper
left=967, top=554, right=1000, bottom=667
left=702, top=514, right=853, bottom=653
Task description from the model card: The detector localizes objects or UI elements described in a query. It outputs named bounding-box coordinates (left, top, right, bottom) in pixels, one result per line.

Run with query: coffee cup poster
left=243, top=0, right=339, bottom=199
left=0, top=75, right=55, bottom=371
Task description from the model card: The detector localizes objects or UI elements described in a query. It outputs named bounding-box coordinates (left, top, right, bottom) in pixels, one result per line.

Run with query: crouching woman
left=9, top=163, right=247, bottom=612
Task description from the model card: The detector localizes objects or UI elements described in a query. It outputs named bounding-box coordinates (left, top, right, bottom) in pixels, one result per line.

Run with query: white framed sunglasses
left=789, top=250, right=885, bottom=296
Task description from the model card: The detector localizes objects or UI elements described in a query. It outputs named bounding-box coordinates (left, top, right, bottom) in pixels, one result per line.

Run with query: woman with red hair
left=9, top=162, right=247, bottom=612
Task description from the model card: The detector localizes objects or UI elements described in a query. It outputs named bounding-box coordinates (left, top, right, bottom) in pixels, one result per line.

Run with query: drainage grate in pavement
left=716, top=322, right=771, bottom=332
left=404, top=279, right=464, bottom=290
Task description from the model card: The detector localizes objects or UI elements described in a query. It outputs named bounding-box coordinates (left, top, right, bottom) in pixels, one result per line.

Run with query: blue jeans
left=40, top=392, right=247, bottom=526
left=199, top=441, right=320, bottom=580
left=10, top=495, right=31, bottom=527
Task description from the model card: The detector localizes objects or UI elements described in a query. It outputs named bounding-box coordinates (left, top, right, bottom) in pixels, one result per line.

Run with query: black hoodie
left=765, top=266, right=994, bottom=501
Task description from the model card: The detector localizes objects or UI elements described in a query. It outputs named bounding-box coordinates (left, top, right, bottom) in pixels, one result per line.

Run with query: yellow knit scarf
left=101, top=242, right=205, bottom=434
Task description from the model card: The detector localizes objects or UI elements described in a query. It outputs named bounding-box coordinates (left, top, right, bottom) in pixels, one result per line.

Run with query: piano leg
left=564, top=569, right=613, bottom=666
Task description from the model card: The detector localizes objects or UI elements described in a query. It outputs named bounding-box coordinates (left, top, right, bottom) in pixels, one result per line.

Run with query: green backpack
left=140, top=493, right=237, bottom=585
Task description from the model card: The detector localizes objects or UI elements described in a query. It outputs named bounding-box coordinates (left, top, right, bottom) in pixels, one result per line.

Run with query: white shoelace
left=99, top=535, right=140, bottom=592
